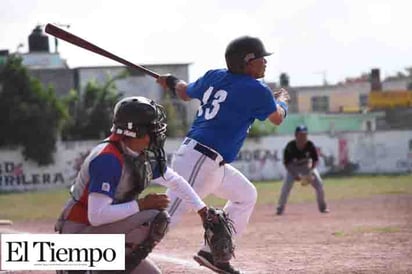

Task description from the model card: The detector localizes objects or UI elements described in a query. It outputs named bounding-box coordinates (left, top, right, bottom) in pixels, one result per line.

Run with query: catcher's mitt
left=202, top=207, right=236, bottom=263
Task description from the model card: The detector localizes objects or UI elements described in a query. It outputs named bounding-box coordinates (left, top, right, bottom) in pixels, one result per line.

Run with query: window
left=359, top=94, right=369, bottom=107
left=311, top=96, right=329, bottom=112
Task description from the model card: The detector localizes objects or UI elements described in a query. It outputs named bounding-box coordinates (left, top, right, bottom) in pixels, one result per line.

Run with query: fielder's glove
left=300, top=172, right=314, bottom=186
left=202, top=207, right=236, bottom=263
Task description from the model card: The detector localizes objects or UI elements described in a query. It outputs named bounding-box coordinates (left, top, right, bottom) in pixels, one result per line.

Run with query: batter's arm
left=156, top=74, right=191, bottom=101
left=268, top=88, right=289, bottom=125
left=175, top=80, right=191, bottom=101
left=268, top=106, right=286, bottom=125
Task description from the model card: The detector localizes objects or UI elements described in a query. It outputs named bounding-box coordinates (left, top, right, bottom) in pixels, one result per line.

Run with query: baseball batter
left=55, top=96, right=209, bottom=274
left=157, top=36, right=290, bottom=274
left=276, top=125, right=329, bottom=215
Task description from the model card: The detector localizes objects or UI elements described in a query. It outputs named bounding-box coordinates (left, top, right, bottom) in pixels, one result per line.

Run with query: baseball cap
left=295, top=125, right=308, bottom=133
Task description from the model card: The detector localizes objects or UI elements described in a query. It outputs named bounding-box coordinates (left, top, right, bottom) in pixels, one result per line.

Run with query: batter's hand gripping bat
left=45, top=23, right=159, bottom=79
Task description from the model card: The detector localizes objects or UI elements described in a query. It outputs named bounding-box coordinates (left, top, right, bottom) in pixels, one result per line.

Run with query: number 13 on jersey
left=197, top=86, right=228, bottom=120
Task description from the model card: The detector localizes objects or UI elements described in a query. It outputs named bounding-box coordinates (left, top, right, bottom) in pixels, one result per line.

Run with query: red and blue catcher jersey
left=186, top=69, right=277, bottom=163
left=66, top=135, right=140, bottom=224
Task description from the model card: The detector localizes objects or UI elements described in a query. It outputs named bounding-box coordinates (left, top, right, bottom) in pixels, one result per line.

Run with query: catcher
left=276, top=125, right=329, bottom=215
left=55, top=96, right=233, bottom=274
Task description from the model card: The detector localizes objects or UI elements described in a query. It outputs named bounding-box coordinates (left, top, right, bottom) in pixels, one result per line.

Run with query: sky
left=1, top=0, right=411, bottom=86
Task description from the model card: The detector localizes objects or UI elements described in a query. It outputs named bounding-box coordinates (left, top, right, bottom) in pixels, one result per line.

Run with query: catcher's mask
left=225, top=36, right=272, bottom=74
left=111, top=96, right=167, bottom=175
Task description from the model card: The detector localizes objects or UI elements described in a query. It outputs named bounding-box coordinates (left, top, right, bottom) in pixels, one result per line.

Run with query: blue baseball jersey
left=186, top=69, right=277, bottom=163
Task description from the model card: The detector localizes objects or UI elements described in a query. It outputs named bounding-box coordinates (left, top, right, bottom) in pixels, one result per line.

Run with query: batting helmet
left=111, top=96, right=167, bottom=141
left=225, top=36, right=272, bottom=74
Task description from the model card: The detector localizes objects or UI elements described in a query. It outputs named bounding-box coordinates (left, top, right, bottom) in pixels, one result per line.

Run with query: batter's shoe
left=194, top=250, right=240, bottom=274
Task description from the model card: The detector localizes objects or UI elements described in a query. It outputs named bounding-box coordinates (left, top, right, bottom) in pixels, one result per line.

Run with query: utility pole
left=40, top=23, right=70, bottom=53
left=315, top=70, right=328, bottom=86
left=53, top=23, right=70, bottom=53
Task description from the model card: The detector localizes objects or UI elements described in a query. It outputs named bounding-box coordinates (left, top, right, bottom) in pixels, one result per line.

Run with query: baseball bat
left=45, top=23, right=159, bottom=79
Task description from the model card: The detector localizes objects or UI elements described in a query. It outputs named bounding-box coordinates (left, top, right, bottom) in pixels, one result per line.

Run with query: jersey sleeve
left=186, top=70, right=214, bottom=100
left=252, top=84, right=277, bottom=121
left=88, top=154, right=122, bottom=199
left=88, top=192, right=139, bottom=226
left=151, top=167, right=206, bottom=211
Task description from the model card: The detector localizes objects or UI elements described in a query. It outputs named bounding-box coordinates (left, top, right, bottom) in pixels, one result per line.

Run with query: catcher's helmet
left=111, top=96, right=167, bottom=140
left=225, top=36, right=272, bottom=74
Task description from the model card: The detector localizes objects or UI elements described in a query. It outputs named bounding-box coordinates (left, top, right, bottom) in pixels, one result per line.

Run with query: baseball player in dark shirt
left=276, top=125, right=329, bottom=215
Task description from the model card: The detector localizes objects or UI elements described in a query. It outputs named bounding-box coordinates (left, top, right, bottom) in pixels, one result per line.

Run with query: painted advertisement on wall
left=0, top=131, right=411, bottom=192
left=231, top=135, right=340, bottom=181
left=0, top=141, right=96, bottom=192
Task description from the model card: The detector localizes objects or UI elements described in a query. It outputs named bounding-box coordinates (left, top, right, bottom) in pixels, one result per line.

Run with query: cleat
left=193, top=250, right=240, bottom=274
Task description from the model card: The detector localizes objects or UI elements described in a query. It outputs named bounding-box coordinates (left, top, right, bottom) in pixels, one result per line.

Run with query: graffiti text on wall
left=0, top=161, right=64, bottom=187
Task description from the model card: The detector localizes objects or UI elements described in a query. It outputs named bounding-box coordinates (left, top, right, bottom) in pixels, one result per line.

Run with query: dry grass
left=1, top=175, right=411, bottom=221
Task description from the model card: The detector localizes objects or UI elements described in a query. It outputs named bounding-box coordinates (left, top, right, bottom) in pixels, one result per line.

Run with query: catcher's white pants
left=166, top=138, right=257, bottom=236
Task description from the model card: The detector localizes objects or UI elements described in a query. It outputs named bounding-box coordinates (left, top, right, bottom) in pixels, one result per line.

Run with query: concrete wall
left=234, top=130, right=412, bottom=181
left=1, top=130, right=411, bottom=192
left=274, top=112, right=384, bottom=134
left=28, top=68, right=75, bottom=97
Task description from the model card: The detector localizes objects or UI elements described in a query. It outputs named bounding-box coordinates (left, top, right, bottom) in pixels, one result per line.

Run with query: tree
left=248, top=119, right=278, bottom=138
left=160, top=93, right=187, bottom=137
left=61, top=71, right=126, bottom=140
left=0, top=55, right=67, bottom=165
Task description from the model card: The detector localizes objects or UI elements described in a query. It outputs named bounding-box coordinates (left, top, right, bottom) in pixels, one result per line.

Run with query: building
left=266, top=69, right=412, bottom=134
left=10, top=25, right=197, bottom=128
left=276, top=69, right=412, bottom=114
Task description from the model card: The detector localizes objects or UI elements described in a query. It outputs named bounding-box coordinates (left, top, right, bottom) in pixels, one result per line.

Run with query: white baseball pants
left=166, top=138, right=257, bottom=236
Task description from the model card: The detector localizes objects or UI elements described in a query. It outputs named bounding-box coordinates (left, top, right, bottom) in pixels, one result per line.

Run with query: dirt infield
left=2, top=194, right=412, bottom=274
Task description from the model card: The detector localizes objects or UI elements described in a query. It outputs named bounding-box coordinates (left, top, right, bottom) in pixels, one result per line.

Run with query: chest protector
left=105, top=141, right=160, bottom=203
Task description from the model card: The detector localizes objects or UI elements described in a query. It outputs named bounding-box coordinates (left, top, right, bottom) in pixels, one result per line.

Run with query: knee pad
left=147, top=210, right=170, bottom=243
left=125, top=211, right=170, bottom=272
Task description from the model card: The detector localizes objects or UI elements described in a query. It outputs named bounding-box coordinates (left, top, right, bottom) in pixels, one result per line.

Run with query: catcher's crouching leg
left=124, top=210, right=170, bottom=273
